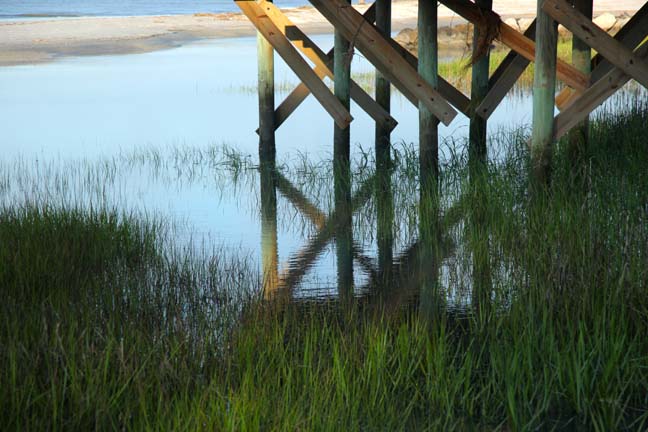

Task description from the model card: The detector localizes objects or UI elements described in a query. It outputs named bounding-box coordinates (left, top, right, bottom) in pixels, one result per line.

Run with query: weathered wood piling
left=257, top=0, right=275, bottom=161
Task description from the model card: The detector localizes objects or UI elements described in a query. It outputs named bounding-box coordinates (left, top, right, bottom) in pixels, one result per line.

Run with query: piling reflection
left=259, top=161, right=279, bottom=299
left=374, top=147, right=394, bottom=302
left=257, top=153, right=481, bottom=317
left=334, top=157, right=354, bottom=304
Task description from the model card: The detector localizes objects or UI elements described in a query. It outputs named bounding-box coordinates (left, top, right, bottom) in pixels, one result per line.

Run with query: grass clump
left=0, top=206, right=258, bottom=430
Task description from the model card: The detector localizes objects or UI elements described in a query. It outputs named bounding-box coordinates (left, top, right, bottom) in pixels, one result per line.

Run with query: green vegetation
left=2, top=102, right=648, bottom=429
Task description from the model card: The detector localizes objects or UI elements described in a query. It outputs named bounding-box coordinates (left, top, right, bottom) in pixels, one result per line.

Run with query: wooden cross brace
left=438, top=0, right=590, bottom=93
left=277, top=6, right=472, bottom=120
left=237, top=0, right=353, bottom=129
left=250, top=2, right=399, bottom=134
left=308, top=0, right=458, bottom=125
left=540, top=0, right=648, bottom=139
left=238, top=1, right=399, bottom=133
left=552, top=1, right=648, bottom=111
left=543, top=0, right=648, bottom=90
left=554, top=41, right=648, bottom=140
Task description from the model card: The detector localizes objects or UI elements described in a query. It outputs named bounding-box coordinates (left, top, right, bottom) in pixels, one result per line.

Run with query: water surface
left=0, top=0, right=309, bottom=18
left=1, top=35, right=642, bottom=302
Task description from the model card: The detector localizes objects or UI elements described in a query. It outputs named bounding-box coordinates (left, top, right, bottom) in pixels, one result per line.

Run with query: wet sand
left=0, top=0, right=643, bottom=66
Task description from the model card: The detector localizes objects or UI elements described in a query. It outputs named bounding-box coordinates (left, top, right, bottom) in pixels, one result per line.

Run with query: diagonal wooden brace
left=475, top=19, right=537, bottom=119
left=555, top=3, right=648, bottom=111
left=273, top=4, right=471, bottom=122
left=438, top=0, right=589, bottom=92
left=543, top=0, right=648, bottom=90
left=256, top=1, right=397, bottom=134
left=386, top=35, right=472, bottom=116
left=237, top=1, right=353, bottom=129
left=310, top=0, right=458, bottom=126
left=553, top=41, right=648, bottom=140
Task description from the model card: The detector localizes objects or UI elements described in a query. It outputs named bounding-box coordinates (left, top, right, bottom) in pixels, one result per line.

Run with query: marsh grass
left=2, top=101, right=648, bottom=429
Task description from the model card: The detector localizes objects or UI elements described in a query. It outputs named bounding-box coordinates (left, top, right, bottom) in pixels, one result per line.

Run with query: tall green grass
left=2, top=102, right=648, bottom=429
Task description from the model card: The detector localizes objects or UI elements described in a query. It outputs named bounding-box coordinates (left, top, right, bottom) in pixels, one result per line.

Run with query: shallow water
left=1, top=35, right=642, bottom=303
left=0, top=0, right=310, bottom=19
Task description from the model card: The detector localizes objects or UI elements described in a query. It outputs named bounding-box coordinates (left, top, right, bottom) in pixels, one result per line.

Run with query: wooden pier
left=239, top=0, right=648, bottom=297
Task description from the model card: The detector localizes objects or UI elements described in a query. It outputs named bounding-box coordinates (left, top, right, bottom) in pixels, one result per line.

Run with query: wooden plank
left=262, top=4, right=394, bottom=132
left=439, top=0, right=589, bottom=91
left=387, top=36, right=472, bottom=116
left=309, top=0, right=458, bottom=126
left=237, top=1, right=352, bottom=129
left=591, top=2, right=648, bottom=81
left=476, top=19, right=536, bottom=119
left=543, top=0, right=648, bottom=90
left=555, top=3, right=648, bottom=108
left=554, top=42, right=648, bottom=140
left=263, top=1, right=397, bottom=131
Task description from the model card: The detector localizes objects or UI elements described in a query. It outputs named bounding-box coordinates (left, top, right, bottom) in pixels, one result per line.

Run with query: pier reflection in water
left=257, top=145, right=493, bottom=319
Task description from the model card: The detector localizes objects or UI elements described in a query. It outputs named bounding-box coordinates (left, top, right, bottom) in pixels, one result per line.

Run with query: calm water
left=0, top=0, right=309, bottom=18
left=1, top=36, right=640, bottom=301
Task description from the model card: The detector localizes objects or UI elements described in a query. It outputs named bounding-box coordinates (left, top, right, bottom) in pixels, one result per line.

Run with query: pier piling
left=531, top=2, right=558, bottom=187
left=257, top=0, right=275, bottom=161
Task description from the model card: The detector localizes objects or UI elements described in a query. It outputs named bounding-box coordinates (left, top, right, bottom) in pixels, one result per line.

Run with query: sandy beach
left=0, top=0, right=644, bottom=66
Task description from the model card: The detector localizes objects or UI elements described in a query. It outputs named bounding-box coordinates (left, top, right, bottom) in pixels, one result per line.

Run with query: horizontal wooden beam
left=554, top=41, right=648, bottom=139
left=237, top=1, right=353, bottom=129
left=439, top=0, right=589, bottom=91
left=257, top=2, right=397, bottom=133
left=543, top=0, right=648, bottom=90
left=310, top=0, right=458, bottom=126
left=476, top=19, right=536, bottom=119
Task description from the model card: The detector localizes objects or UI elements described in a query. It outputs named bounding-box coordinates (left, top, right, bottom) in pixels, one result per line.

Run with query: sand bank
left=0, top=0, right=643, bottom=66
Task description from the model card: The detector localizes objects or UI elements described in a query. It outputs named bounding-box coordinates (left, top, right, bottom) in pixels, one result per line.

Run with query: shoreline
left=0, top=0, right=643, bottom=67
